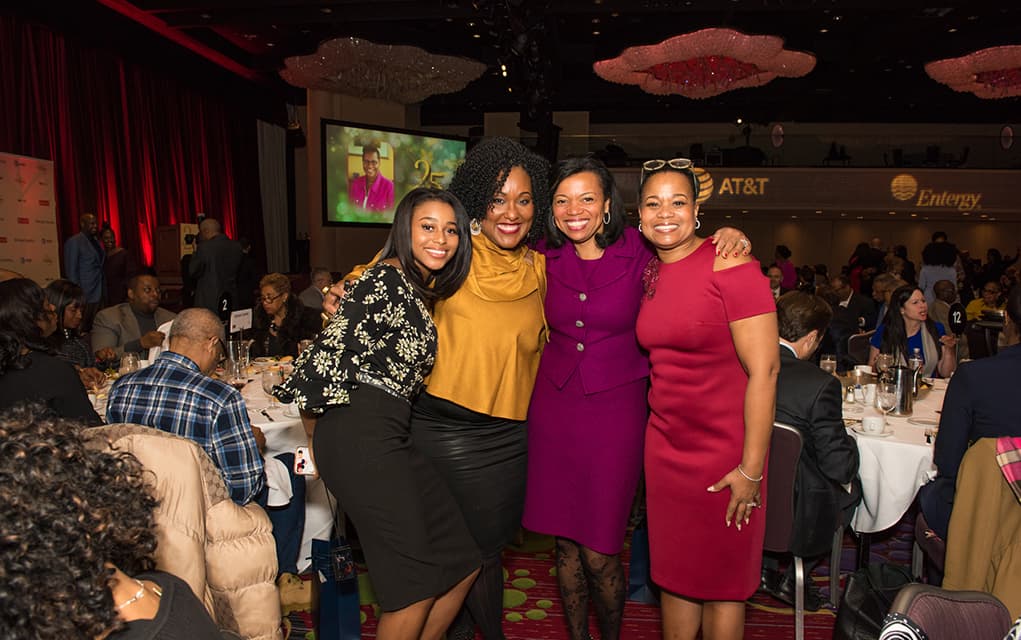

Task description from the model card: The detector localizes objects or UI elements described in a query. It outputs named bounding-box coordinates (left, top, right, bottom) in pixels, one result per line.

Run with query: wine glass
left=261, top=368, right=283, bottom=407
left=876, top=381, right=898, bottom=417
left=875, top=353, right=895, bottom=380
left=820, top=354, right=837, bottom=376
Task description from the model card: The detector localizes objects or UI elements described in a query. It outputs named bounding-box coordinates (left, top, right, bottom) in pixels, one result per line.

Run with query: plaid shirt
left=106, top=351, right=265, bottom=504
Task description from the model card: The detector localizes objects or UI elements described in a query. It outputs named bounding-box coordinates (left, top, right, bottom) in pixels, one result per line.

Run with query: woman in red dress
left=635, top=160, right=779, bottom=639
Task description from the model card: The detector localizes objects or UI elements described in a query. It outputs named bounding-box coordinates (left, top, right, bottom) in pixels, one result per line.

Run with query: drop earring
left=695, top=216, right=701, bottom=230
left=603, top=211, right=610, bottom=225
left=470, top=219, right=482, bottom=236
left=638, top=222, right=642, bottom=233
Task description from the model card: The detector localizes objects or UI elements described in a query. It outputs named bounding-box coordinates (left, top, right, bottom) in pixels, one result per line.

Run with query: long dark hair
left=879, top=285, right=942, bottom=364
left=447, top=137, right=551, bottom=244
left=0, top=279, right=51, bottom=375
left=380, top=188, right=473, bottom=306
left=545, top=155, right=626, bottom=249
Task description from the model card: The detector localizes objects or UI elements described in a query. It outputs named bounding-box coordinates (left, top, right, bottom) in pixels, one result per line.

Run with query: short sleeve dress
left=635, top=239, right=776, bottom=600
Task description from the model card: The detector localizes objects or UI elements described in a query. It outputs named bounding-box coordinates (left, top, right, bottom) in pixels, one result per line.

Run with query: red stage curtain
left=0, top=14, right=263, bottom=267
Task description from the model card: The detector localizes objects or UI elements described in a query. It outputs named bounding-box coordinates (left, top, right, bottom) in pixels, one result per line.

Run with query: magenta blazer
left=537, top=226, right=653, bottom=395
left=348, top=174, right=395, bottom=212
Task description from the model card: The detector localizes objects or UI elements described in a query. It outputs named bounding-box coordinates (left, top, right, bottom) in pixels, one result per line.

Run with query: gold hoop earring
left=470, top=219, right=482, bottom=236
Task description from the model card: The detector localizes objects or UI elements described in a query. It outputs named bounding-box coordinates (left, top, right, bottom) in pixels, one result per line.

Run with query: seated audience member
left=105, top=308, right=305, bottom=573
left=250, top=273, right=321, bottom=359
left=929, top=279, right=957, bottom=328
left=45, top=279, right=109, bottom=389
left=92, top=272, right=176, bottom=361
left=761, top=292, right=861, bottom=611
left=767, top=264, right=793, bottom=300
left=965, top=280, right=1005, bottom=321
left=869, top=285, right=957, bottom=378
left=919, top=285, right=1021, bottom=540
left=0, top=401, right=224, bottom=640
left=870, top=272, right=905, bottom=326
left=298, top=267, right=333, bottom=311
left=0, top=278, right=101, bottom=424
left=827, top=273, right=877, bottom=370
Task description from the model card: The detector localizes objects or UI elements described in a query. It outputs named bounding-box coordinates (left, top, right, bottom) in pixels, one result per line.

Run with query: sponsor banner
left=612, top=167, right=1017, bottom=214
left=0, top=153, right=60, bottom=284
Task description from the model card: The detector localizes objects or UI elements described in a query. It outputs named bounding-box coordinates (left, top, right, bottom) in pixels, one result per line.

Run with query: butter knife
left=260, top=408, right=275, bottom=422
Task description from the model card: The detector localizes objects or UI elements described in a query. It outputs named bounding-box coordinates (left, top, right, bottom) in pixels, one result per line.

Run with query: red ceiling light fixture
left=592, top=28, right=816, bottom=99
left=925, top=45, right=1021, bottom=98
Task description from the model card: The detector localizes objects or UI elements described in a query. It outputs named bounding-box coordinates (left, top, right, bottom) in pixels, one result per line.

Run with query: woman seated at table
left=0, top=401, right=225, bottom=639
left=250, top=273, right=322, bottom=359
left=45, top=279, right=109, bottom=388
left=868, top=284, right=957, bottom=378
left=0, top=278, right=101, bottom=424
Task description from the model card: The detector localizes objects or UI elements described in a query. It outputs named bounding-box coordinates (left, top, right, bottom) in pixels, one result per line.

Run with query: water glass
left=820, top=354, right=837, bottom=375
left=262, top=368, right=283, bottom=406
left=119, top=353, right=139, bottom=375
left=875, top=353, right=895, bottom=378
left=876, top=381, right=899, bottom=416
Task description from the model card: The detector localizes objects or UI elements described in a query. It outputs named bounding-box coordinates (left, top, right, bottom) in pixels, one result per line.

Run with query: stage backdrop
left=0, top=152, right=60, bottom=284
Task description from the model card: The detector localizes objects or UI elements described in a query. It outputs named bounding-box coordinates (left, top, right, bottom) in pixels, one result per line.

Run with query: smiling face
left=410, top=200, right=460, bottom=276
left=101, top=228, right=116, bottom=251
left=552, top=171, right=609, bottom=252
left=900, top=288, right=928, bottom=324
left=362, top=150, right=380, bottom=180
left=638, top=170, right=700, bottom=261
left=480, top=165, right=535, bottom=250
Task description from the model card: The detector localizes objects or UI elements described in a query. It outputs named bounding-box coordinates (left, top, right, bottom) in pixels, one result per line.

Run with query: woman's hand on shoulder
left=710, top=227, right=751, bottom=259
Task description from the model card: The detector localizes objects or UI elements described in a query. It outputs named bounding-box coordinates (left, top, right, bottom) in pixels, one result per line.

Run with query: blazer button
left=576, top=343, right=585, bottom=352
left=579, top=293, right=587, bottom=301
left=575, top=320, right=584, bottom=328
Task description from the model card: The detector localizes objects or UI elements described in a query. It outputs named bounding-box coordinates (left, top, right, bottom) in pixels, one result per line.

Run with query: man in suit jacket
left=92, top=273, right=177, bottom=360
left=189, top=218, right=243, bottom=313
left=297, top=267, right=332, bottom=311
left=63, top=213, right=104, bottom=329
left=767, top=265, right=793, bottom=301
left=920, top=285, right=1021, bottom=540
left=828, top=273, right=877, bottom=371
left=763, top=291, right=861, bottom=611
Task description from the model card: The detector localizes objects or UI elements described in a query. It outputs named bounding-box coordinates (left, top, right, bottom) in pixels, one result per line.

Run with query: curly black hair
left=447, top=137, right=551, bottom=244
left=0, top=401, right=159, bottom=639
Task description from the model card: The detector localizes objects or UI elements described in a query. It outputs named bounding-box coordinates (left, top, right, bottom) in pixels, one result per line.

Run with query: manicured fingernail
left=707, top=485, right=717, bottom=492
left=736, top=522, right=742, bottom=531
left=726, top=519, right=731, bottom=527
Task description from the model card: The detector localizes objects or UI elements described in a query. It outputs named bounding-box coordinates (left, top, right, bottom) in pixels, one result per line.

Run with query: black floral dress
left=277, top=262, right=480, bottom=612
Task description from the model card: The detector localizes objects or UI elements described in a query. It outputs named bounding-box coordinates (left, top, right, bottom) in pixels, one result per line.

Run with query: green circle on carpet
left=503, top=589, right=528, bottom=608
left=506, top=612, right=523, bottom=622
left=503, top=567, right=509, bottom=581
left=536, top=599, right=554, bottom=609
left=525, top=609, right=548, bottom=620
left=511, top=577, right=537, bottom=589
left=549, top=567, right=557, bottom=577
left=514, top=569, right=530, bottom=577
left=359, top=611, right=367, bottom=624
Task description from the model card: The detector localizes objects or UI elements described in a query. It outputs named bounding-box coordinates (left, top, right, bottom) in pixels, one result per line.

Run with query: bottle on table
left=908, top=348, right=923, bottom=395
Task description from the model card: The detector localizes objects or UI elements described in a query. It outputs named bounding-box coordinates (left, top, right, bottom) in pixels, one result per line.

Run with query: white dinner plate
left=842, top=403, right=864, bottom=414
left=852, top=425, right=894, bottom=438
left=282, top=404, right=301, bottom=418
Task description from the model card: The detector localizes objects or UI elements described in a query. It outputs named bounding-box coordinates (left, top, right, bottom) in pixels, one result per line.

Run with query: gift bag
left=627, top=522, right=660, bottom=605
left=833, top=563, right=913, bottom=640
left=310, top=536, right=360, bottom=640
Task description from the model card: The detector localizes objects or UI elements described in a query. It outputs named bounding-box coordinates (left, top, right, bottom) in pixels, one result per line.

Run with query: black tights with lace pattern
left=555, top=537, right=626, bottom=640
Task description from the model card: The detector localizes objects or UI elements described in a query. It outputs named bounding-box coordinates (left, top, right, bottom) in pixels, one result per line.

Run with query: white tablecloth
left=845, top=380, right=946, bottom=533
left=242, top=381, right=336, bottom=573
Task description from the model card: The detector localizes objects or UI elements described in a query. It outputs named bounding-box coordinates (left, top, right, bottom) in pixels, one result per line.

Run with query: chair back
left=886, top=584, right=1011, bottom=640
left=848, top=329, right=876, bottom=366
left=763, top=423, right=803, bottom=553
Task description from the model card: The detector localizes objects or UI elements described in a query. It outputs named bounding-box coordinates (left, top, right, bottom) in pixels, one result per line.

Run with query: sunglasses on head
left=640, top=158, right=699, bottom=199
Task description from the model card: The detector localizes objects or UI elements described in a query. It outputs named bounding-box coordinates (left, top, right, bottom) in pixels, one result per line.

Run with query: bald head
left=79, top=214, right=98, bottom=237
left=168, top=308, right=225, bottom=374
left=198, top=218, right=222, bottom=240
left=933, top=280, right=957, bottom=304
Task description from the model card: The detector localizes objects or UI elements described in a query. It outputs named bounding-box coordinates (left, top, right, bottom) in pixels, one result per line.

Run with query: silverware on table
left=260, top=409, right=275, bottom=422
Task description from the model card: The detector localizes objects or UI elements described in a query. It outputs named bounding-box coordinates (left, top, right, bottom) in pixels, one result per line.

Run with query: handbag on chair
left=833, top=563, right=914, bottom=640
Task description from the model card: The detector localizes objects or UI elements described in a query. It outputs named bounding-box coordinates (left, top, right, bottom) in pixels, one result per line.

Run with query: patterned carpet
left=284, top=512, right=916, bottom=639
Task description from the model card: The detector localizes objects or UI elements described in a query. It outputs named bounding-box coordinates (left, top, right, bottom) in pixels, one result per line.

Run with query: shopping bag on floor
left=627, top=522, right=660, bottom=605
left=310, top=536, right=360, bottom=640
left=833, top=563, right=913, bottom=640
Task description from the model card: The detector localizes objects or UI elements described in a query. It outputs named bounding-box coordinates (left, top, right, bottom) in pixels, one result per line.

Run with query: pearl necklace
left=115, top=579, right=162, bottom=610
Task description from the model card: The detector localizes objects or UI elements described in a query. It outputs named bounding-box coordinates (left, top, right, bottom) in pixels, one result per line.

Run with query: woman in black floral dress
left=277, top=188, right=479, bottom=640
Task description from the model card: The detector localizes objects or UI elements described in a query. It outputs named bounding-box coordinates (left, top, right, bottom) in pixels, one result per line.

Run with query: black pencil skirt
left=313, top=385, right=481, bottom=612
left=410, top=392, right=528, bottom=559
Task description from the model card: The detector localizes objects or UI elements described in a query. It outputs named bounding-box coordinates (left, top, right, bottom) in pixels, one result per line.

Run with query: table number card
left=230, top=309, right=253, bottom=334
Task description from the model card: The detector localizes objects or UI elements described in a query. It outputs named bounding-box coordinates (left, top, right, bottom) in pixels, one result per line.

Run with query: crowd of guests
left=3, top=138, right=1020, bottom=640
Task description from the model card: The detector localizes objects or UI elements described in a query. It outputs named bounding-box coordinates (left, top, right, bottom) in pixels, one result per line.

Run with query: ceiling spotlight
left=819, top=28, right=829, bottom=33
left=791, top=215, right=798, bottom=219
left=320, top=7, right=332, bottom=13
left=888, top=211, right=896, bottom=215
left=473, top=33, right=481, bottom=38
left=592, top=30, right=601, bottom=35
left=815, top=210, right=822, bottom=214
left=199, top=12, right=211, bottom=19
left=736, top=117, right=743, bottom=124
left=947, top=27, right=958, bottom=33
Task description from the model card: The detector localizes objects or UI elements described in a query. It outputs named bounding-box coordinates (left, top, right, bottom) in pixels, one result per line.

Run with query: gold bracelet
left=737, top=464, right=763, bottom=482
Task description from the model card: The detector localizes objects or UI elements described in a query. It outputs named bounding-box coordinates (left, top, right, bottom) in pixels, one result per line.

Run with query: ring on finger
left=739, top=238, right=750, bottom=247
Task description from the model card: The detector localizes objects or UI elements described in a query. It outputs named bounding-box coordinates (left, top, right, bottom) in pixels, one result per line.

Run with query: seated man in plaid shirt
left=107, top=307, right=305, bottom=573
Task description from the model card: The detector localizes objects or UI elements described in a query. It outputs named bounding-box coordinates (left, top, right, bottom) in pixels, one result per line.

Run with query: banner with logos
left=612, top=167, right=1018, bottom=216
left=0, top=153, right=60, bottom=284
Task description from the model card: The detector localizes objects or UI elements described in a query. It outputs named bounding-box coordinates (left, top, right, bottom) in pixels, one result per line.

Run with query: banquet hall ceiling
left=21, top=0, right=1021, bottom=126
